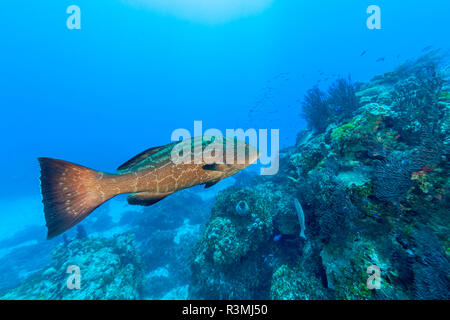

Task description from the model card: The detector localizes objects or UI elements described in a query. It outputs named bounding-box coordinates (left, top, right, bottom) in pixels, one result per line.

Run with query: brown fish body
left=39, top=136, right=258, bottom=239
left=99, top=160, right=229, bottom=201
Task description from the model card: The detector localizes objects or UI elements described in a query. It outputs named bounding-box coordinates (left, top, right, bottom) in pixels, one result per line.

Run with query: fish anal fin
left=127, top=192, right=172, bottom=206
left=205, top=179, right=221, bottom=189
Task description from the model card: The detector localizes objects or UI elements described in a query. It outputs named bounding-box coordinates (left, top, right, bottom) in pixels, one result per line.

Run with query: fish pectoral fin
left=205, top=179, right=221, bottom=189
left=127, top=191, right=172, bottom=206
left=202, top=163, right=232, bottom=172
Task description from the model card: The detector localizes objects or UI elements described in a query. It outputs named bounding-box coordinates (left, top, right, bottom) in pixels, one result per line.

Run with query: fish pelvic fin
left=127, top=191, right=173, bottom=206
left=38, top=157, right=117, bottom=240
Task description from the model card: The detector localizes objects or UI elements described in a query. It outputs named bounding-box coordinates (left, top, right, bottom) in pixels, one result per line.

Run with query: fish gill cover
left=0, top=1, right=448, bottom=301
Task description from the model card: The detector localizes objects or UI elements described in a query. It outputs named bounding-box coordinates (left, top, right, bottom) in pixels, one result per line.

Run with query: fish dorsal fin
left=117, top=143, right=176, bottom=172
left=127, top=192, right=172, bottom=206
left=202, top=163, right=232, bottom=172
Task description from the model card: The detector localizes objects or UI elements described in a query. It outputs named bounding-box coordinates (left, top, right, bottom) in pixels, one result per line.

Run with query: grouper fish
left=39, top=136, right=259, bottom=239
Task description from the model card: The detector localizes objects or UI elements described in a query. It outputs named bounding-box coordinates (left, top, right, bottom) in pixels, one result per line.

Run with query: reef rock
left=0, top=233, right=144, bottom=300
left=189, top=53, right=450, bottom=300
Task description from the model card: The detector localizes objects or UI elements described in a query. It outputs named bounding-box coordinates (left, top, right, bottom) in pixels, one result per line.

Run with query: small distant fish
left=360, top=50, right=367, bottom=56
left=263, top=254, right=275, bottom=265
left=422, top=45, right=433, bottom=52
left=273, top=234, right=282, bottom=241
left=376, top=57, right=385, bottom=62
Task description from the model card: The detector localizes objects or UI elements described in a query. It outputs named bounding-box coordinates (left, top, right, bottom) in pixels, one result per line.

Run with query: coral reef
left=301, top=86, right=330, bottom=133
left=189, top=184, right=301, bottom=299
left=0, top=189, right=213, bottom=300
left=0, top=239, right=55, bottom=294
left=270, top=264, right=328, bottom=300
left=236, top=200, right=250, bottom=216
left=0, top=233, right=144, bottom=300
left=189, top=53, right=450, bottom=300
left=301, top=77, right=359, bottom=133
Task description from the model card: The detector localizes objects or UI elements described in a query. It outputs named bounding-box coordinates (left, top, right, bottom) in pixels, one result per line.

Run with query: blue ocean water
left=0, top=1, right=448, bottom=299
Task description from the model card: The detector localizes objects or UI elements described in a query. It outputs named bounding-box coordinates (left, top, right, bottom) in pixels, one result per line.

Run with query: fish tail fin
left=38, top=157, right=117, bottom=239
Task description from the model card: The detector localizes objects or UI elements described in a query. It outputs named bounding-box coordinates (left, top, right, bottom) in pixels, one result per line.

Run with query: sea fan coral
left=328, top=76, right=360, bottom=121
left=412, top=228, right=450, bottom=300
left=301, top=86, right=330, bottom=133
left=373, top=152, right=414, bottom=204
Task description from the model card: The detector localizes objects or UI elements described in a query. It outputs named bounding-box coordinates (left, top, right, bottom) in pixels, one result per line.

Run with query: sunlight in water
left=123, top=0, right=274, bottom=23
